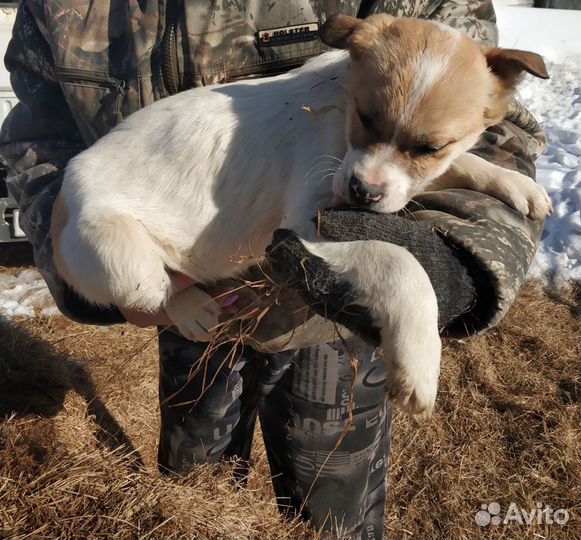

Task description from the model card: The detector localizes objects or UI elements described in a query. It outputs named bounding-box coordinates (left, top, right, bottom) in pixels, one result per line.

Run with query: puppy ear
left=485, top=47, right=549, bottom=81
left=319, top=14, right=361, bottom=50
left=482, top=47, right=549, bottom=126
left=320, top=13, right=395, bottom=59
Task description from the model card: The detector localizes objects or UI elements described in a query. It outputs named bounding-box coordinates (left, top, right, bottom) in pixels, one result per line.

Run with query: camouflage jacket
left=0, top=0, right=546, bottom=350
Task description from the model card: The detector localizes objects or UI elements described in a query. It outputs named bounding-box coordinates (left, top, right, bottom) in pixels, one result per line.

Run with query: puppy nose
left=349, top=175, right=384, bottom=205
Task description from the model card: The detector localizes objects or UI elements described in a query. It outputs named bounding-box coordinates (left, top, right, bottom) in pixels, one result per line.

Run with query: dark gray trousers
left=158, top=331, right=392, bottom=540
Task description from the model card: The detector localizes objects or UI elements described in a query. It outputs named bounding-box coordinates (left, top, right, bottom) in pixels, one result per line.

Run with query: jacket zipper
left=56, top=66, right=126, bottom=93
left=162, top=0, right=180, bottom=95
left=56, top=66, right=126, bottom=120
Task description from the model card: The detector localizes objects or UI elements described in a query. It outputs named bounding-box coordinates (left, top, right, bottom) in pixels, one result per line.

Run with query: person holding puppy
left=0, top=1, right=547, bottom=538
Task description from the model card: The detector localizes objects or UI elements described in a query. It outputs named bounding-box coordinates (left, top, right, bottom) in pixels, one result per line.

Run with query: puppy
left=51, top=14, right=550, bottom=418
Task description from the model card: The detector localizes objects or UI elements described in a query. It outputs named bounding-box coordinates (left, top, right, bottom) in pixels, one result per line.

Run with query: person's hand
left=120, top=273, right=241, bottom=332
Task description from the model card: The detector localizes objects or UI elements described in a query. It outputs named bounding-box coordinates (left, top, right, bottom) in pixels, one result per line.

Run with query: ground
left=0, top=245, right=579, bottom=540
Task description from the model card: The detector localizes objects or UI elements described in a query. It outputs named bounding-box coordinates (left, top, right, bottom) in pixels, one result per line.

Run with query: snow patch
left=518, top=61, right=581, bottom=281
left=0, top=268, right=57, bottom=319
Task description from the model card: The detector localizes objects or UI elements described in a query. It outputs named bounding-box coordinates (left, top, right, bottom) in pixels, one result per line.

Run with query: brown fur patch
left=483, top=48, right=549, bottom=125
left=319, top=13, right=362, bottom=50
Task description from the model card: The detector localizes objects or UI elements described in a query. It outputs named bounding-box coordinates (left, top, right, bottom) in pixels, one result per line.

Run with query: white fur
left=165, top=286, right=221, bottom=342
left=332, top=144, right=415, bottom=213
left=432, top=152, right=554, bottom=219
left=60, top=50, right=350, bottom=306
left=401, top=50, right=454, bottom=127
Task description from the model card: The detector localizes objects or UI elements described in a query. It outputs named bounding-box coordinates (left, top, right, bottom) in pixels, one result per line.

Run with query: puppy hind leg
left=54, top=211, right=173, bottom=312
left=301, top=239, right=442, bottom=419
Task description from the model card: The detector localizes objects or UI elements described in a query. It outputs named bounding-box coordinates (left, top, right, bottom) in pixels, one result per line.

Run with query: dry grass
left=0, top=272, right=579, bottom=539
left=385, top=281, right=580, bottom=539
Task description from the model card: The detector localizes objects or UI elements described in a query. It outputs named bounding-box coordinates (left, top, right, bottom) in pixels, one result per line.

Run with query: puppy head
left=321, top=14, right=548, bottom=212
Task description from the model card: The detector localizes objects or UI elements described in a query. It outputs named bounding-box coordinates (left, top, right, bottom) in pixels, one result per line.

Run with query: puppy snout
left=349, top=175, right=384, bottom=205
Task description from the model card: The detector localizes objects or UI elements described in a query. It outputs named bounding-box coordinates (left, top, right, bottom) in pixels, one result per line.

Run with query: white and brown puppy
left=51, top=14, right=550, bottom=418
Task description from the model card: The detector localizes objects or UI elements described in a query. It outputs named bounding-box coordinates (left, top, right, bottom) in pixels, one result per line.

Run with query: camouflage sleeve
left=247, top=119, right=547, bottom=353
left=0, top=4, right=123, bottom=324
left=365, top=0, right=497, bottom=45
left=410, top=120, right=546, bottom=334
left=421, top=0, right=498, bottom=45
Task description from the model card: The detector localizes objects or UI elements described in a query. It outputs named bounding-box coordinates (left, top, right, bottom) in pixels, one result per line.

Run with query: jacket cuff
left=408, top=189, right=544, bottom=336
left=61, top=284, right=125, bottom=325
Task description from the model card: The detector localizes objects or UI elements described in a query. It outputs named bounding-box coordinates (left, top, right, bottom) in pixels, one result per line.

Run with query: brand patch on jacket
left=257, top=23, right=319, bottom=47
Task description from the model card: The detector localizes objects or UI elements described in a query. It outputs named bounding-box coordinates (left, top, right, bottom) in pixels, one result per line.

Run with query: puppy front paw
left=492, top=170, right=553, bottom=220
left=526, top=181, right=553, bottom=220
left=382, top=328, right=441, bottom=421
left=165, top=286, right=220, bottom=341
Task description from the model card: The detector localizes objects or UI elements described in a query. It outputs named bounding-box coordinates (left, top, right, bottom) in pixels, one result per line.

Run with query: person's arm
left=0, top=4, right=125, bottom=324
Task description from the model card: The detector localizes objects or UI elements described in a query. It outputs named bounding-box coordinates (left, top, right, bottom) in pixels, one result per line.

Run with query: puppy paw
left=526, top=182, right=553, bottom=220
left=298, top=238, right=443, bottom=418
left=165, top=286, right=220, bottom=341
left=492, top=170, right=553, bottom=220
left=382, top=331, right=441, bottom=420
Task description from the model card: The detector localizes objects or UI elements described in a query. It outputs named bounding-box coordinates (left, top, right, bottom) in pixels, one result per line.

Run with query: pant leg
left=258, top=337, right=392, bottom=540
left=157, top=330, right=265, bottom=474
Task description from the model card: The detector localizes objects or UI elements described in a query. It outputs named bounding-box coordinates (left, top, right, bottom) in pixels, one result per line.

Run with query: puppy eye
left=357, top=110, right=375, bottom=131
left=413, top=144, right=440, bottom=156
